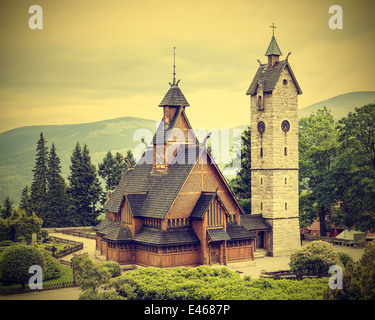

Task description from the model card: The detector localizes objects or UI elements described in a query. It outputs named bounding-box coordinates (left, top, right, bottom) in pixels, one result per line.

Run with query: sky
left=0, top=0, right=374, bottom=133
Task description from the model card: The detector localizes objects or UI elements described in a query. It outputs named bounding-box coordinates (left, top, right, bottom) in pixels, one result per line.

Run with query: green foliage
left=337, top=252, right=354, bottom=267
left=332, top=104, right=375, bottom=232
left=227, top=127, right=251, bottom=212
left=0, top=218, right=10, bottom=242
left=30, top=132, right=49, bottom=222
left=0, top=196, right=14, bottom=219
left=289, top=241, right=338, bottom=277
left=41, top=250, right=62, bottom=281
left=0, top=240, right=15, bottom=246
left=91, top=265, right=327, bottom=300
left=0, top=244, right=45, bottom=287
left=8, top=210, right=43, bottom=244
left=299, top=107, right=339, bottom=235
left=324, top=242, right=375, bottom=300
left=68, top=143, right=103, bottom=226
left=74, top=255, right=122, bottom=299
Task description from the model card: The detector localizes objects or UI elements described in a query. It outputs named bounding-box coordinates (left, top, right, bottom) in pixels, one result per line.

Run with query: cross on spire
left=270, top=22, right=277, bottom=37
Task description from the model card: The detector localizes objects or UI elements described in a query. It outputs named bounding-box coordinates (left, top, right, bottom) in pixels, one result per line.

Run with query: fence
left=61, top=229, right=96, bottom=239
left=0, top=281, right=77, bottom=296
left=46, top=236, right=84, bottom=259
left=260, top=269, right=322, bottom=280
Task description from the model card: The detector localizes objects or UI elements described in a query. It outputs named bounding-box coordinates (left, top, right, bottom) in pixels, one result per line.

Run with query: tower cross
left=173, top=46, right=176, bottom=86
left=270, top=23, right=277, bottom=37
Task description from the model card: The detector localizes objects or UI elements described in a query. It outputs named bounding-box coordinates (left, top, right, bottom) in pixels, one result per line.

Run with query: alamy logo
left=328, top=265, right=343, bottom=290
left=29, top=265, right=43, bottom=289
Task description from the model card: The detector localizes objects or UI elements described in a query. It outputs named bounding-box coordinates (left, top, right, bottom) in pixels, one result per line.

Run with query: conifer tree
left=68, top=142, right=102, bottom=226
left=30, top=132, right=49, bottom=222
left=19, top=186, right=32, bottom=216
left=46, top=143, right=69, bottom=227
left=0, top=196, right=14, bottom=219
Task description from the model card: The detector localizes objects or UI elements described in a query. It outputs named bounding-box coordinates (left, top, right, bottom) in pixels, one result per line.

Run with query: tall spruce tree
left=30, top=132, right=49, bottom=222
left=46, top=143, right=69, bottom=227
left=19, top=186, right=32, bottom=216
left=68, top=142, right=102, bottom=226
left=98, top=150, right=136, bottom=191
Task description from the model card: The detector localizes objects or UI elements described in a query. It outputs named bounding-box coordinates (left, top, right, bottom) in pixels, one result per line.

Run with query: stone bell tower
left=246, top=25, right=302, bottom=256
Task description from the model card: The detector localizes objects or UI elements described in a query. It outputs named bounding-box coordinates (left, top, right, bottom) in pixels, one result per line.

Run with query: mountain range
left=0, top=91, right=374, bottom=204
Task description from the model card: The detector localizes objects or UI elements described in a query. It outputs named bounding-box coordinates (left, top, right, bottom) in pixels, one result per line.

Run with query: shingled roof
left=240, top=214, right=271, bottom=231
left=94, top=220, right=132, bottom=243
left=104, top=145, right=205, bottom=219
left=246, top=60, right=302, bottom=96
left=265, top=36, right=282, bottom=56
left=207, top=228, right=231, bottom=241
left=134, top=226, right=200, bottom=246
left=226, top=222, right=257, bottom=240
left=159, top=84, right=190, bottom=107
left=190, top=192, right=216, bottom=219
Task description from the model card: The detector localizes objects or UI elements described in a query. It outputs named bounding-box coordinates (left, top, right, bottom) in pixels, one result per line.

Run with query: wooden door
left=210, top=243, right=220, bottom=264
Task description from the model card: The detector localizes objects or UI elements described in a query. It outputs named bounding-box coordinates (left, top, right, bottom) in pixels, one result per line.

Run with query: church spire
left=169, top=47, right=180, bottom=87
left=265, top=23, right=282, bottom=67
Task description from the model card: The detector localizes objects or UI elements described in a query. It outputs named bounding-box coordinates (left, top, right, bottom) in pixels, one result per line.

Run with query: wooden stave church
left=93, top=67, right=271, bottom=267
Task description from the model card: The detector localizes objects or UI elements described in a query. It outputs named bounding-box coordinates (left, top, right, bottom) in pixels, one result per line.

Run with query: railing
left=0, top=281, right=77, bottom=296
left=260, top=269, right=322, bottom=280
left=45, top=236, right=84, bottom=259
left=61, top=229, right=96, bottom=239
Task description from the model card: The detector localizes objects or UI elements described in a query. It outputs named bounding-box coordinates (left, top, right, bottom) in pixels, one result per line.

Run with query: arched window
left=284, top=147, right=288, bottom=156
left=260, top=148, right=263, bottom=157
left=258, top=95, right=263, bottom=109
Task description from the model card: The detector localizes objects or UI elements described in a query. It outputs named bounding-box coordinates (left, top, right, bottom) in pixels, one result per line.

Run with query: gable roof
left=226, top=222, right=257, bottom=240
left=159, top=84, right=190, bottom=107
left=246, top=60, right=302, bottom=96
left=104, top=145, right=205, bottom=219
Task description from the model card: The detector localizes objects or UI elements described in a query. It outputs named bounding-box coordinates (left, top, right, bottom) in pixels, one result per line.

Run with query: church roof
left=265, top=36, right=282, bottom=56
left=94, top=220, right=132, bottom=243
left=189, top=192, right=216, bottom=220
left=159, top=84, right=190, bottom=107
left=240, top=214, right=271, bottom=231
left=134, top=226, right=200, bottom=246
left=207, top=228, right=231, bottom=241
left=246, top=60, right=302, bottom=96
left=103, top=145, right=204, bottom=219
left=226, top=222, right=257, bottom=240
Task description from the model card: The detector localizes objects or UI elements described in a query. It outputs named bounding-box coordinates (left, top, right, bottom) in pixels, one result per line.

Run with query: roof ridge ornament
left=168, top=47, right=180, bottom=87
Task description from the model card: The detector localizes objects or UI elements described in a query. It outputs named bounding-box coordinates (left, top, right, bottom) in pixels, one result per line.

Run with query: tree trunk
left=319, top=206, right=326, bottom=237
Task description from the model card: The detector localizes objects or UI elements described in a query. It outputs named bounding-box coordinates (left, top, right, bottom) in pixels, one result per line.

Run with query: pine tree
left=68, top=142, right=102, bottom=226
left=30, top=132, right=49, bottom=222
left=99, top=150, right=135, bottom=191
left=19, top=186, right=32, bottom=216
left=0, top=196, right=14, bottom=219
left=46, top=143, right=69, bottom=227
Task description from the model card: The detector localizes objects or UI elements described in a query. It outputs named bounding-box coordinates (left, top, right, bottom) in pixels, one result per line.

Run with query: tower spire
left=169, top=47, right=180, bottom=87
left=173, top=46, right=176, bottom=86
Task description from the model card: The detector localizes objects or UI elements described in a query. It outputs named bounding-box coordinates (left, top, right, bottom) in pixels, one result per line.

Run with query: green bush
left=338, top=252, right=354, bottom=267
left=0, top=244, right=45, bottom=287
left=100, top=261, right=121, bottom=278
left=289, top=241, right=338, bottom=277
left=41, top=251, right=62, bottom=281
left=0, top=240, right=15, bottom=247
left=96, top=266, right=327, bottom=300
left=324, top=242, right=375, bottom=300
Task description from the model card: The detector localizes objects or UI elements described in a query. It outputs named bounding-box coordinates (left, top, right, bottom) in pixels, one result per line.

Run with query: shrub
left=0, top=240, right=15, bottom=247
left=101, top=261, right=122, bottom=278
left=0, top=244, right=45, bottom=287
left=337, top=252, right=353, bottom=267
left=41, top=251, right=62, bottom=281
left=289, top=241, right=338, bottom=277
left=324, top=242, right=375, bottom=300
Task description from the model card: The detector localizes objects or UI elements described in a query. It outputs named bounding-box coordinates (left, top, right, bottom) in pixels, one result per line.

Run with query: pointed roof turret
left=159, top=47, right=190, bottom=107
left=265, top=36, right=282, bottom=56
